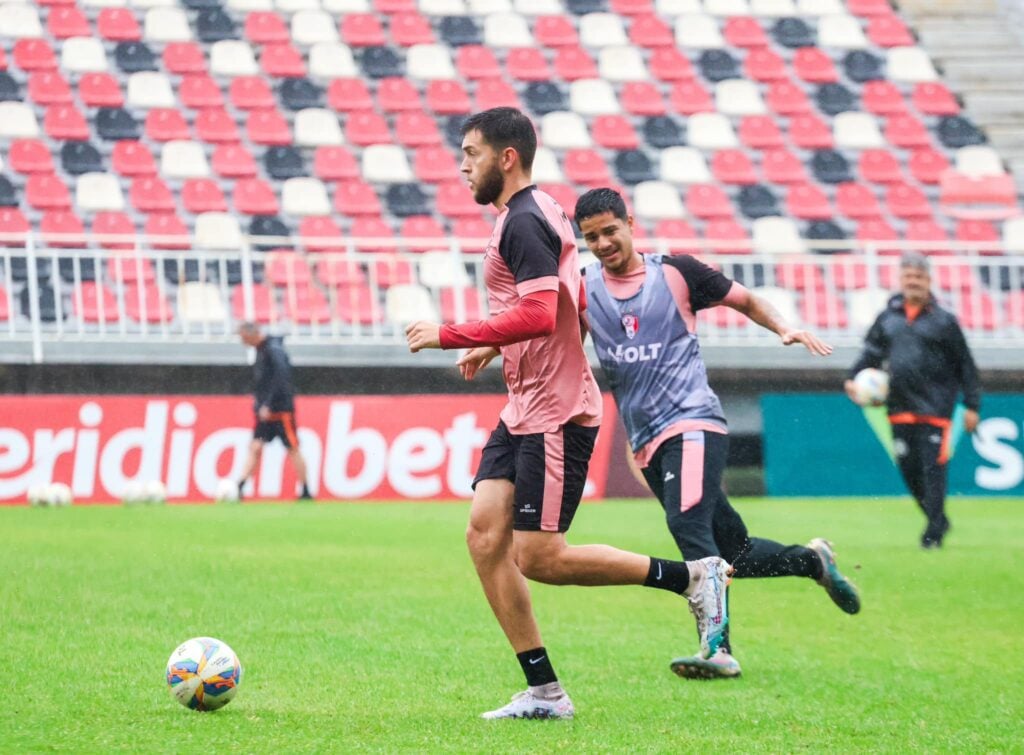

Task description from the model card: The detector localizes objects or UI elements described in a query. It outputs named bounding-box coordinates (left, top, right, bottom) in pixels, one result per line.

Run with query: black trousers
left=642, top=432, right=820, bottom=654
left=892, top=422, right=950, bottom=542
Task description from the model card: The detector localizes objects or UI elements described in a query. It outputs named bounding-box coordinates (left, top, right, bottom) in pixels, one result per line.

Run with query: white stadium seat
left=420, top=0, right=466, bottom=14
left=322, top=0, right=370, bottom=10
left=0, top=102, right=39, bottom=138
left=131, top=0, right=176, bottom=8
left=887, top=47, right=939, bottom=83
left=178, top=282, right=227, bottom=324
left=655, top=0, right=701, bottom=15
left=752, top=216, right=806, bottom=255
left=850, top=288, right=890, bottom=331
left=483, top=12, right=533, bottom=46
left=0, top=3, right=42, bottom=38
left=541, top=111, right=591, bottom=149
left=675, top=14, right=724, bottom=49
left=82, top=0, right=127, bottom=8
left=386, top=284, right=438, bottom=324
left=282, top=178, right=331, bottom=216
left=687, top=113, right=739, bottom=149
left=1003, top=217, right=1024, bottom=254
left=227, top=0, right=272, bottom=10
left=955, top=146, right=1005, bottom=177
left=418, top=251, right=471, bottom=288
left=750, top=286, right=799, bottom=322
left=361, top=145, right=414, bottom=183
left=598, top=46, right=649, bottom=82
left=292, top=11, right=339, bottom=45
left=195, top=212, right=243, bottom=250
left=633, top=181, right=686, bottom=220
left=796, top=0, right=844, bottom=14
left=294, top=108, right=344, bottom=147
left=144, top=7, right=192, bottom=42
left=210, top=41, right=258, bottom=77
left=61, top=37, right=109, bottom=73
left=834, top=112, right=884, bottom=149
left=161, top=141, right=210, bottom=179
left=659, top=147, right=711, bottom=184
left=531, top=147, right=563, bottom=183
left=749, top=0, right=796, bottom=16
left=818, top=14, right=868, bottom=49
left=715, top=79, right=766, bottom=116
left=127, top=72, right=176, bottom=109
left=407, top=44, right=457, bottom=80
left=309, top=43, right=358, bottom=79
left=579, top=13, right=627, bottom=47
left=76, top=173, right=125, bottom=212
left=276, top=0, right=319, bottom=12
left=514, top=0, right=560, bottom=13
left=569, top=79, right=620, bottom=115
left=704, top=0, right=751, bottom=16
left=468, top=0, right=511, bottom=14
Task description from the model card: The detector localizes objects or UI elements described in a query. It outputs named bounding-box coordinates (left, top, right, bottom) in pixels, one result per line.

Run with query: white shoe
left=685, top=556, right=733, bottom=659
left=670, top=649, right=742, bottom=679
left=480, top=690, right=575, bottom=720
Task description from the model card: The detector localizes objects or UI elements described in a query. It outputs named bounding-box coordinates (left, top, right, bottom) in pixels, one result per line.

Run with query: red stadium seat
left=855, top=219, right=900, bottom=252
left=538, top=183, right=578, bottom=217
left=284, top=284, right=332, bottom=324
left=847, top=0, right=896, bottom=16
left=351, top=216, right=396, bottom=253
left=211, top=144, right=257, bottom=178
left=761, top=149, right=808, bottom=184
left=163, top=43, right=206, bottom=75
left=108, top=249, right=157, bottom=283
left=145, top=109, right=191, bottom=142
left=686, top=184, right=733, bottom=220
left=776, top=260, right=826, bottom=291
left=800, top=294, right=849, bottom=329
left=535, top=15, right=579, bottom=47
left=437, top=181, right=482, bottom=219
left=959, top=292, right=1000, bottom=332
left=179, top=75, right=223, bottom=109
left=112, top=141, right=157, bottom=177
left=97, top=8, right=141, bottom=41
left=340, top=14, right=386, bottom=47
left=327, top=78, right=374, bottom=112
left=912, top=83, right=960, bottom=116
left=334, top=180, right=382, bottom=216
left=885, top=182, right=933, bottom=219
left=474, top=79, right=522, bottom=111
left=933, top=261, right=977, bottom=291
left=260, top=44, right=306, bottom=78
left=124, top=283, right=173, bottom=324
left=628, top=15, right=673, bottom=48
left=29, top=72, right=72, bottom=105
left=390, top=12, right=434, bottom=46
left=621, top=82, right=665, bottom=116
left=653, top=219, right=698, bottom=254
left=345, top=112, right=391, bottom=146
left=711, top=150, right=758, bottom=185
left=426, top=80, right=471, bottom=114
left=766, top=80, right=811, bottom=115
left=866, top=15, right=914, bottom=47
left=793, top=48, right=838, bottom=84
left=592, top=116, right=639, bottom=150
left=335, top=283, right=383, bottom=325
left=230, top=76, right=275, bottom=110
left=247, top=110, right=291, bottom=146
left=74, top=282, right=119, bottom=323
left=611, top=0, right=652, bottom=14
left=0, top=48, right=5, bottom=72
left=14, top=39, right=57, bottom=71
left=233, top=178, right=279, bottom=215
left=506, top=47, right=551, bottom=82
left=39, top=211, right=85, bottom=248
left=830, top=256, right=870, bottom=290
left=144, top=213, right=190, bottom=249
left=245, top=12, right=288, bottom=44
left=377, top=77, right=423, bottom=112
left=955, top=219, right=1000, bottom=254
left=908, top=148, right=951, bottom=185
left=8, top=139, right=53, bottom=174
left=91, top=211, right=135, bottom=250
left=452, top=217, right=492, bottom=252
left=700, top=304, right=749, bottom=329
left=553, top=46, right=598, bottom=81
left=26, top=175, right=72, bottom=211
left=859, top=149, right=904, bottom=184
left=413, top=146, right=457, bottom=183
left=0, top=208, right=30, bottom=245
left=440, top=286, right=483, bottom=323
left=455, top=46, right=502, bottom=80
left=940, top=172, right=1018, bottom=220
left=724, top=17, right=768, bottom=48
left=744, top=48, right=787, bottom=82
left=739, top=116, right=784, bottom=149
left=703, top=219, right=751, bottom=253
left=48, top=6, right=90, bottom=38
left=182, top=179, right=228, bottom=214
left=316, top=257, right=366, bottom=287
left=836, top=182, right=883, bottom=220
left=44, top=104, right=89, bottom=140
left=400, top=215, right=446, bottom=252
left=79, top=72, right=124, bottom=107
left=299, top=216, right=345, bottom=252
left=231, top=282, right=278, bottom=324
left=905, top=219, right=950, bottom=256
left=267, top=252, right=313, bottom=287
left=130, top=177, right=175, bottom=213
left=565, top=149, right=612, bottom=186
left=313, top=146, right=359, bottom=181
left=650, top=47, right=694, bottom=82
left=789, top=114, right=833, bottom=149
left=196, top=108, right=240, bottom=143
left=395, top=112, right=442, bottom=147
left=0, top=287, right=9, bottom=320
left=669, top=81, right=713, bottom=114
left=786, top=183, right=833, bottom=220
left=1005, top=291, right=1024, bottom=328
left=885, top=114, right=931, bottom=149
left=862, top=80, right=905, bottom=115
left=370, top=256, right=414, bottom=288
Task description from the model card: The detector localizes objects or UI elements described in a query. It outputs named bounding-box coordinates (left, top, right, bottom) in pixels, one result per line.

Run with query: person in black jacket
left=238, top=322, right=312, bottom=500
left=846, top=253, right=980, bottom=548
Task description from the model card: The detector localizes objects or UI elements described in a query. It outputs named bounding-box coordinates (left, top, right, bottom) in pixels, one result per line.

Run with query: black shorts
left=473, top=419, right=599, bottom=533
left=253, top=411, right=299, bottom=449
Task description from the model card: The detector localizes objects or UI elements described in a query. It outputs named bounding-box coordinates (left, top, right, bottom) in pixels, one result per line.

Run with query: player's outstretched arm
left=726, top=289, right=833, bottom=356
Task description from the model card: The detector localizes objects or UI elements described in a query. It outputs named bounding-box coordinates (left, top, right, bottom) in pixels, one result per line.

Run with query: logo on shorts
left=621, top=312, right=639, bottom=339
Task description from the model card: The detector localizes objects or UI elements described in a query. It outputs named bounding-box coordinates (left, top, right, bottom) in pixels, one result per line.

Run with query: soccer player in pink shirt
left=405, top=107, right=732, bottom=720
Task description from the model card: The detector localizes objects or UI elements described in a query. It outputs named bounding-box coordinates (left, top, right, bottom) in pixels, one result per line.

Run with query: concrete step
left=899, top=0, right=998, bottom=15
left=941, top=59, right=1024, bottom=84
left=963, top=93, right=1024, bottom=120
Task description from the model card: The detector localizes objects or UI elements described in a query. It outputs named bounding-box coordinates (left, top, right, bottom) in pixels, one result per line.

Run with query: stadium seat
left=210, top=40, right=258, bottom=77
left=580, top=12, right=628, bottom=46
left=293, top=108, right=343, bottom=147
left=163, top=42, right=207, bottom=74
left=194, top=108, right=239, bottom=143
left=816, top=83, right=856, bottom=116
left=861, top=80, right=904, bottom=115
left=592, top=115, right=638, bottom=149
left=698, top=49, right=739, bottom=81
left=716, top=79, right=765, bottom=115
left=660, top=147, right=711, bottom=184
left=771, top=17, right=814, bottom=47
left=908, top=148, right=951, bottom=185
left=23, top=284, right=62, bottom=322
left=44, top=104, right=89, bottom=140
left=207, top=145, right=254, bottom=181
left=765, top=80, right=811, bottom=116
left=483, top=12, right=533, bottom=47
left=553, top=46, right=599, bottom=80
left=8, top=139, right=51, bottom=175
left=800, top=291, right=848, bottom=329
left=743, top=48, right=787, bottom=83
left=887, top=46, right=937, bottom=83
left=77, top=173, right=126, bottom=212
left=245, top=12, right=288, bottom=44
left=231, top=282, right=279, bottom=324
left=711, top=150, right=757, bottom=185
left=842, top=50, right=882, bottom=82
left=261, top=44, right=307, bottom=78
left=263, top=146, right=306, bottom=180
left=676, top=14, right=725, bottom=49
left=686, top=183, right=733, bottom=219
left=80, top=73, right=125, bottom=107
left=811, top=149, right=852, bottom=184
left=761, top=148, right=808, bottom=184
left=738, top=115, right=784, bottom=148
left=439, top=16, right=481, bottom=46
left=127, top=71, right=176, bottom=109
left=642, top=115, right=685, bottom=148
left=281, top=177, right=330, bottom=216
left=688, top=113, right=738, bottom=149
left=749, top=286, right=798, bottom=324
left=786, top=183, right=832, bottom=220
left=195, top=212, right=243, bottom=250
left=598, top=46, right=649, bottom=82
left=334, top=180, right=382, bottom=217
left=385, top=283, right=436, bottom=324
left=233, top=178, right=279, bottom=215
left=723, top=16, right=768, bottom=47
left=912, top=82, right=959, bottom=116
left=28, top=72, right=72, bottom=105
left=177, top=281, right=228, bottom=324
left=299, top=215, right=345, bottom=252
left=247, top=110, right=292, bottom=145
left=14, top=39, right=58, bottom=72
left=99, top=8, right=142, bottom=42
left=818, top=13, right=868, bottom=48
left=439, top=286, right=483, bottom=323
left=737, top=184, right=779, bottom=219
left=400, top=215, right=447, bottom=251
left=885, top=114, right=931, bottom=149
left=316, top=256, right=366, bottom=288
left=788, top=114, right=832, bottom=149
left=937, top=115, right=986, bottom=149
left=74, top=282, right=120, bottom=324
left=279, top=78, right=322, bottom=110
left=834, top=112, right=883, bottom=149
left=313, top=146, right=359, bottom=180
left=48, top=7, right=90, bottom=39
left=885, top=182, right=932, bottom=219
left=371, top=255, right=415, bottom=286
left=649, top=47, right=694, bottom=82
left=181, top=179, right=227, bottom=213
left=26, top=174, right=72, bottom=211
left=836, top=182, right=883, bottom=219
left=628, top=14, right=673, bottom=48
left=143, top=108, right=190, bottom=141
left=668, top=80, right=713, bottom=115
left=40, top=210, right=86, bottom=248
left=59, top=141, right=102, bottom=176
left=793, top=48, right=838, bottom=83
left=615, top=151, right=656, bottom=184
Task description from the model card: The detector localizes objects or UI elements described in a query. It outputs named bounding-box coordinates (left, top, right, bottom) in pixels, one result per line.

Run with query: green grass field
left=2, top=497, right=1021, bottom=753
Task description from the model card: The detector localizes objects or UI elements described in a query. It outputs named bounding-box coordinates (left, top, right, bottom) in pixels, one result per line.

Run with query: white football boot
left=481, top=689, right=575, bottom=720
left=685, top=556, right=733, bottom=659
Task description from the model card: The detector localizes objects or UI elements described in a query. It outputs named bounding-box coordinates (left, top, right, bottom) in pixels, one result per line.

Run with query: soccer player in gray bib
left=577, top=188, right=861, bottom=679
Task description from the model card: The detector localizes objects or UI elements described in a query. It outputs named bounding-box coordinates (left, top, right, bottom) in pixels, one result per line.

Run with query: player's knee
left=466, top=518, right=503, bottom=562
left=513, top=537, right=565, bottom=583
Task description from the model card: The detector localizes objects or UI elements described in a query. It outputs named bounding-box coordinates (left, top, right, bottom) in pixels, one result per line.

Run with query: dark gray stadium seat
left=614, top=151, right=656, bottom=185
left=937, top=115, right=986, bottom=148
left=811, top=150, right=853, bottom=184
left=443, top=115, right=468, bottom=149
left=59, top=257, right=98, bottom=283
left=738, top=185, right=779, bottom=219
left=0, top=176, right=17, bottom=207
left=360, top=47, right=403, bottom=78
left=61, top=141, right=104, bottom=174
left=161, top=258, right=203, bottom=284
left=565, top=0, right=606, bottom=13
left=21, top=284, right=60, bottom=322
left=698, top=50, right=740, bottom=82
left=95, top=108, right=139, bottom=141
left=843, top=51, right=883, bottom=83
left=182, top=0, right=223, bottom=9
left=386, top=184, right=431, bottom=217
left=279, top=78, right=322, bottom=111
left=9, top=257, right=52, bottom=283
left=806, top=220, right=848, bottom=253
left=523, top=82, right=566, bottom=115
left=249, top=216, right=291, bottom=252
left=816, top=83, right=856, bottom=116
left=196, top=8, right=237, bottom=42
left=643, top=116, right=685, bottom=149
left=0, top=72, right=21, bottom=101
left=772, top=18, right=815, bottom=48
left=264, top=147, right=306, bottom=180
left=439, top=16, right=480, bottom=46
left=114, top=42, right=157, bottom=73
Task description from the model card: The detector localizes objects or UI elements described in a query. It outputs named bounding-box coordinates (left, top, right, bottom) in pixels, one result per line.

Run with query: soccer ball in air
left=214, top=479, right=240, bottom=503
left=166, top=637, right=242, bottom=711
left=144, top=480, right=167, bottom=504
left=852, top=368, right=890, bottom=407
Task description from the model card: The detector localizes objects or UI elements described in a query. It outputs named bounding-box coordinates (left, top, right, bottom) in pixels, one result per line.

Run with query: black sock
left=301, top=483, right=311, bottom=498
left=644, top=557, right=690, bottom=595
left=517, top=647, right=557, bottom=687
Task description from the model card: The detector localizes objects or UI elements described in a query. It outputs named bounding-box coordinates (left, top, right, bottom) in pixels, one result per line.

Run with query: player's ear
left=501, top=146, right=518, bottom=172
left=626, top=214, right=635, bottom=232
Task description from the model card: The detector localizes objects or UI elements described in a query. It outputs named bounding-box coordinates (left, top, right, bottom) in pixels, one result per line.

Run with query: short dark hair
left=238, top=321, right=261, bottom=336
left=575, top=188, right=629, bottom=225
left=461, top=107, right=537, bottom=171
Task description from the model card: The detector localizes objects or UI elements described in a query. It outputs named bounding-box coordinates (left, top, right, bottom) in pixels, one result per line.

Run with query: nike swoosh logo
left=529, top=656, right=546, bottom=665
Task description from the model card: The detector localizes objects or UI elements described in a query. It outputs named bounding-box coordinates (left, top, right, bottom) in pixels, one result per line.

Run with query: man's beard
left=472, top=162, right=505, bottom=205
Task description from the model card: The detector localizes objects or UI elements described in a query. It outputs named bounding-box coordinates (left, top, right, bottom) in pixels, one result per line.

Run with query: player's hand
left=405, top=321, right=442, bottom=352
left=456, top=347, right=499, bottom=380
left=258, top=405, right=271, bottom=421
left=780, top=329, right=833, bottom=356
left=843, top=379, right=860, bottom=404
left=963, top=409, right=980, bottom=434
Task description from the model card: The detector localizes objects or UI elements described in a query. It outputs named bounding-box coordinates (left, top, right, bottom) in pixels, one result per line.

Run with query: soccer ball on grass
left=166, top=637, right=242, bottom=711
left=214, top=479, right=240, bottom=503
